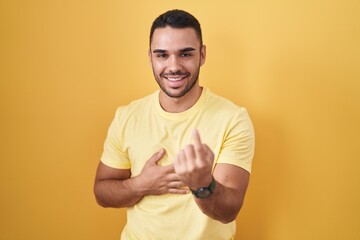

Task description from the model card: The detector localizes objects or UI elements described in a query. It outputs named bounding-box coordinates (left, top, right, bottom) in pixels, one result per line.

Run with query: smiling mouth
left=162, top=73, right=190, bottom=82
left=165, top=76, right=186, bottom=82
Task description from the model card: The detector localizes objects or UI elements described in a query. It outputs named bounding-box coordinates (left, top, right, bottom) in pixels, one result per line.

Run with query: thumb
left=148, top=148, right=166, bottom=165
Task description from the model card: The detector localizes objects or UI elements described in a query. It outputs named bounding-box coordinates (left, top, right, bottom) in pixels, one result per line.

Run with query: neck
left=159, top=86, right=203, bottom=113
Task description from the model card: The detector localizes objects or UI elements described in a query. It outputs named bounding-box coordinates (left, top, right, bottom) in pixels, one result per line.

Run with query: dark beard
left=159, top=75, right=199, bottom=98
left=152, top=66, right=201, bottom=99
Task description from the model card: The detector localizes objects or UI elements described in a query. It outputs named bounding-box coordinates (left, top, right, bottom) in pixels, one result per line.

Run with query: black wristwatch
left=190, top=177, right=216, bottom=199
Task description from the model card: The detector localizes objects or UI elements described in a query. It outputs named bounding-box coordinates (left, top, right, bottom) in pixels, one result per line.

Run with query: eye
left=156, top=53, right=168, bottom=58
left=180, top=53, right=192, bottom=57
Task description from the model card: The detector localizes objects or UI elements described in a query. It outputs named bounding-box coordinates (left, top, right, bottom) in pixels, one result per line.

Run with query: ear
left=148, top=48, right=152, bottom=66
left=200, top=45, right=206, bottom=66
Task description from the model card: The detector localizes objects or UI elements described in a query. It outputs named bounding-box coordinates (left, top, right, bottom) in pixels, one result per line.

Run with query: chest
left=122, top=113, right=224, bottom=176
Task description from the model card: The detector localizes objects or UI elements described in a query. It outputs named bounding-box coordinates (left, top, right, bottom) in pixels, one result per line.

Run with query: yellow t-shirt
left=101, top=88, right=255, bottom=240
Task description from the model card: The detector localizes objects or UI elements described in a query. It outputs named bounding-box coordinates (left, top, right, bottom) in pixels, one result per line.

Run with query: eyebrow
left=152, top=47, right=196, bottom=53
left=179, top=47, right=196, bottom=52
left=152, top=49, right=166, bottom=53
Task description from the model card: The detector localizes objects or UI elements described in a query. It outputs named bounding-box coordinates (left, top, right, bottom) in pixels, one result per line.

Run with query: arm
left=94, top=162, right=141, bottom=208
left=94, top=149, right=189, bottom=208
left=174, top=130, right=250, bottom=223
left=194, top=163, right=249, bottom=223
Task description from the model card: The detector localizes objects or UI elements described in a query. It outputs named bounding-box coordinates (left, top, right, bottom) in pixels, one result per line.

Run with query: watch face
left=196, top=188, right=211, bottom=198
left=191, top=177, right=216, bottom=199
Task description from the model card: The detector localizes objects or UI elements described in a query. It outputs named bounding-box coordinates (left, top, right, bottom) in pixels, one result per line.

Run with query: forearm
left=94, top=177, right=144, bottom=208
left=194, top=180, right=245, bottom=224
left=94, top=150, right=189, bottom=208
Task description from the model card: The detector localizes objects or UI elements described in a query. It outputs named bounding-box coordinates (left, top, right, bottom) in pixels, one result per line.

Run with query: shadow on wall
left=237, top=113, right=293, bottom=239
left=204, top=29, right=297, bottom=239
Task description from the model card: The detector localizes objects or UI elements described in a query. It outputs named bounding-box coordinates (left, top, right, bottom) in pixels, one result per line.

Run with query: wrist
left=131, top=175, right=148, bottom=197
left=190, top=176, right=216, bottom=199
left=191, top=175, right=213, bottom=190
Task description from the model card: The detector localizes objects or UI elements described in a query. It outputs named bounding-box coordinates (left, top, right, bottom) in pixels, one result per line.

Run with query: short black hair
left=149, top=9, right=203, bottom=47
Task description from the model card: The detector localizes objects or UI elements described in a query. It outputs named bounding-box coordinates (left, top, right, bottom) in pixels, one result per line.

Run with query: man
left=94, top=9, right=255, bottom=240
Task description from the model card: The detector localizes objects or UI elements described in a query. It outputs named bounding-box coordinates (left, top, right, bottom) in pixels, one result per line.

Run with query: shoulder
left=114, top=92, right=157, bottom=119
left=204, top=89, right=249, bottom=118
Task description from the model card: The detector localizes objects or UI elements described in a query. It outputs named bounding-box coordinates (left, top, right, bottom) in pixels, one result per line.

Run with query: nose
left=167, top=55, right=182, bottom=73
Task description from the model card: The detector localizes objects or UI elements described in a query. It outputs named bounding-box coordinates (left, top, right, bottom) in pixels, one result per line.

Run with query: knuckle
left=196, top=163, right=207, bottom=171
left=187, top=166, right=195, bottom=173
left=185, top=144, right=193, bottom=150
left=194, top=144, right=202, bottom=151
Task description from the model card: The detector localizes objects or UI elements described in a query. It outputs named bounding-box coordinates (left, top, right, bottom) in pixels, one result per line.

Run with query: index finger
left=192, top=129, right=202, bottom=150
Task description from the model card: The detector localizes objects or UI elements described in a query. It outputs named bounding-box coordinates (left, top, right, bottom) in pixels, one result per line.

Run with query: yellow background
left=1, top=0, right=359, bottom=239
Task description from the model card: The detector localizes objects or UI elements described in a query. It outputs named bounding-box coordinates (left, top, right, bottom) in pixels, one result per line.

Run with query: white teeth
left=167, top=77, right=183, bottom=82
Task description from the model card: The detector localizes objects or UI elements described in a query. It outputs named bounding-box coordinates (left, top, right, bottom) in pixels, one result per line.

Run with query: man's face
left=149, top=26, right=206, bottom=99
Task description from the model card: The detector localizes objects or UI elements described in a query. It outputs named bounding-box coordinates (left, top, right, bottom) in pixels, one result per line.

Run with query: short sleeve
left=217, top=108, right=255, bottom=173
left=100, top=107, right=131, bottom=169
